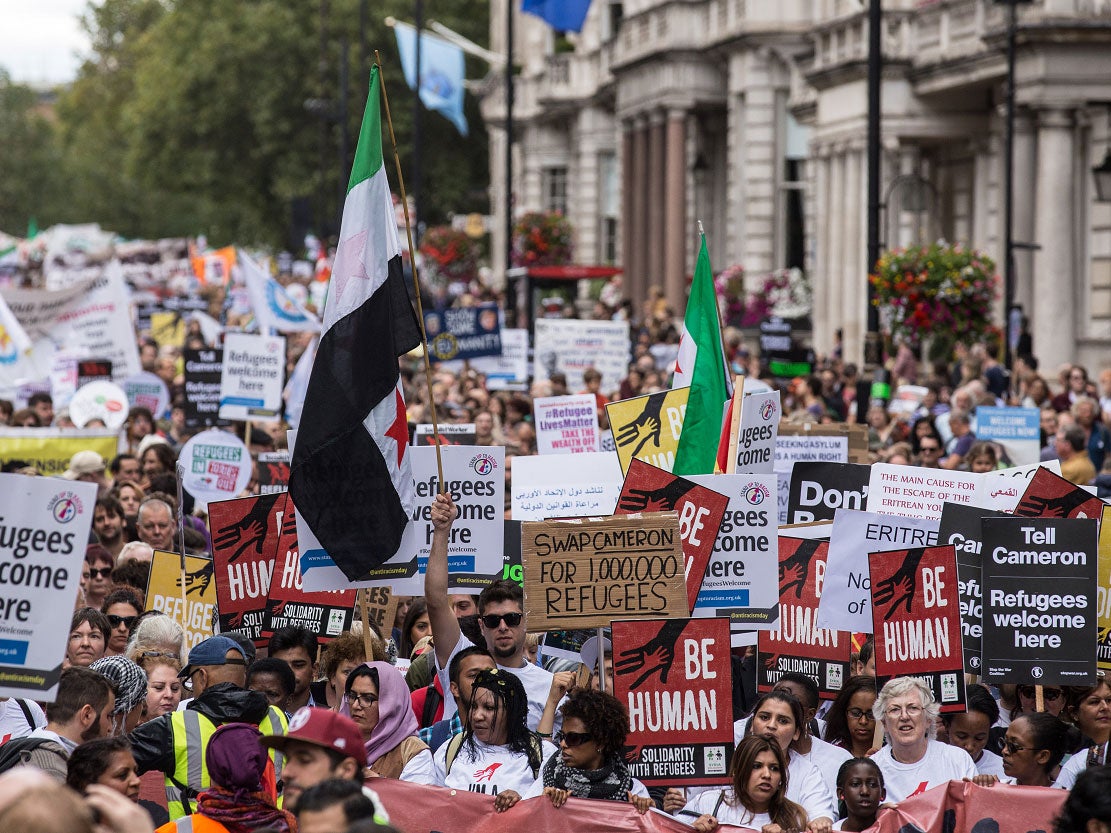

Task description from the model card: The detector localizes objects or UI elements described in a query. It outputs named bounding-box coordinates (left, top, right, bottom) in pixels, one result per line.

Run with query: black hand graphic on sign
left=1015, top=489, right=1091, bottom=518
left=615, top=619, right=687, bottom=690
left=615, top=396, right=665, bottom=457
left=214, top=494, right=280, bottom=562
left=177, top=565, right=212, bottom=597
left=873, top=548, right=925, bottom=620
left=779, top=539, right=820, bottom=599
left=617, top=478, right=697, bottom=513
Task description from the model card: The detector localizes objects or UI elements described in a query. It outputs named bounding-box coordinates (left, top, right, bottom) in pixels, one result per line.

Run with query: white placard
left=773, top=434, right=849, bottom=525
left=817, top=508, right=940, bottom=633
left=122, top=371, right=171, bottom=419
left=179, top=429, right=252, bottom=510
left=978, top=460, right=1062, bottom=512
left=511, top=452, right=623, bottom=520
left=534, top=394, right=600, bottom=455
left=866, top=462, right=981, bottom=519
left=69, top=380, right=129, bottom=430
left=53, top=261, right=142, bottom=383
left=734, top=390, right=781, bottom=474
left=470, top=328, right=529, bottom=390
left=0, top=473, right=97, bottom=701
left=218, top=332, right=286, bottom=422
left=532, top=318, right=631, bottom=393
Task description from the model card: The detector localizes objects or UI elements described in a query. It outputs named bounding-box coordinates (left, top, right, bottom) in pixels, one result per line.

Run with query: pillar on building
left=621, top=121, right=637, bottom=304
left=664, top=108, right=688, bottom=314
left=812, top=147, right=831, bottom=354
left=630, top=116, right=650, bottom=310
left=648, top=113, right=667, bottom=293
left=1032, top=107, right=1077, bottom=369
left=1013, top=108, right=1037, bottom=316
left=842, top=148, right=865, bottom=363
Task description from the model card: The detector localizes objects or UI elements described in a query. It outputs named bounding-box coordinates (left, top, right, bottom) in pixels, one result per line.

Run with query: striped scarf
left=195, top=786, right=297, bottom=833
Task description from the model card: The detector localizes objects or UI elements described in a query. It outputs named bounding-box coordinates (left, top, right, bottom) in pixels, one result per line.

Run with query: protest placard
left=0, top=473, right=96, bottom=701
left=184, top=348, right=225, bottom=430
left=1012, top=466, right=1104, bottom=519
left=869, top=545, right=965, bottom=711
left=1100, top=506, right=1111, bottom=673
left=733, top=389, right=781, bottom=474
left=147, top=551, right=216, bottom=652
left=774, top=424, right=866, bottom=524
left=257, top=451, right=290, bottom=494
left=511, top=451, right=622, bottom=520
left=521, top=512, right=687, bottom=630
left=461, top=328, right=528, bottom=391
left=976, top=406, right=1041, bottom=466
left=534, top=394, right=600, bottom=454
left=76, top=359, right=113, bottom=387
left=0, top=428, right=117, bottom=477
left=533, top=318, right=631, bottom=393
left=178, top=428, right=252, bottom=510
left=51, top=262, right=141, bottom=382
left=150, top=311, right=186, bottom=348
left=979, top=460, right=1061, bottom=512
left=209, top=493, right=285, bottom=646
left=219, top=332, right=285, bottom=422
left=981, top=517, right=1098, bottom=685
left=687, top=474, right=779, bottom=629
left=937, top=502, right=1009, bottom=674
left=612, top=617, right=734, bottom=786
left=357, top=586, right=399, bottom=638
left=817, top=509, right=940, bottom=633
left=414, top=423, right=476, bottom=446
left=867, top=463, right=980, bottom=519
left=758, top=537, right=852, bottom=699
left=424, top=303, right=502, bottom=361
left=887, top=385, right=929, bottom=419
left=606, top=388, right=688, bottom=474
left=122, top=371, right=170, bottom=420
left=69, top=380, right=129, bottom=430
left=615, top=459, right=730, bottom=613
left=787, top=462, right=871, bottom=525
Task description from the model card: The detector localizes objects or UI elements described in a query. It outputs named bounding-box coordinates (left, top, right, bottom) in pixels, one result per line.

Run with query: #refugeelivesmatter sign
left=534, top=394, right=600, bottom=454
left=981, top=517, right=1098, bottom=686
left=606, top=388, right=688, bottom=474
left=533, top=318, right=630, bottom=393
left=612, top=617, right=734, bottom=786
left=219, top=332, right=286, bottom=422
left=178, top=429, right=253, bottom=510
left=869, top=545, right=965, bottom=712
left=0, top=473, right=96, bottom=701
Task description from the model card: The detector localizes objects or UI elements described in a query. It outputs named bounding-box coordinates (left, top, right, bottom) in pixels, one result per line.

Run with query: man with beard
left=93, top=496, right=126, bottom=561
left=418, top=646, right=497, bottom=751
left=0, top=668, right=116, bottom=781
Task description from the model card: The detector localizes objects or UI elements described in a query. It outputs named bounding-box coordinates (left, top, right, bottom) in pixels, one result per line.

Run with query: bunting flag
left=288, top=66, right=422, bottom=581
left=238, top=249, right=321, bottom=335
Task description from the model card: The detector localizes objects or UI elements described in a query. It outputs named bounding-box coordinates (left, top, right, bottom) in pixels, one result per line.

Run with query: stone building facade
left=480, top=0, right=1111, bottom=369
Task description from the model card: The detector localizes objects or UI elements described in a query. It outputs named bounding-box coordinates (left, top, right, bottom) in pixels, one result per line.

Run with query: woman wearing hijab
left=341, top=661, right=436, bottom=783
left=90, top=655, right=148, bottom=735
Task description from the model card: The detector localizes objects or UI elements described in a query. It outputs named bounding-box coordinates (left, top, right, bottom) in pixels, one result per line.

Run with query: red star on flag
left=385, top=386, right=409, bottom=467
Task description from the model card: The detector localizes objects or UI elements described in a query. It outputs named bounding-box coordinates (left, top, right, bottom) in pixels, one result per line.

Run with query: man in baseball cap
left=261, top=706, right=367, bottom=812
left=62, top=450, right=108, bottom=494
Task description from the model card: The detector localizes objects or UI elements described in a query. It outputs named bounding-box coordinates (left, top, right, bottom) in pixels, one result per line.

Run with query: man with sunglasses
left=916, top=439, right=943, bottom=468
left=426, top=493, right=557, bottom=731
left=128, top=635, right=288, bottom=819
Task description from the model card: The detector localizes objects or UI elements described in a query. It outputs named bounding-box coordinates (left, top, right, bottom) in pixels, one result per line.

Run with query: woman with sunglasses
left=101, top=588, right=143, bottom=656
left=85, top=544, right=115, bottom=610
left=1000, top=712, right=1068, bottom=787
left=680, top=735, right=807, bottom=832
left=823, top=677, right=879, bottom=759
left=435, top=669, right=557, bottom=812
left=1053, top=674, right=1111, bottom=789
left=341, top=661, right=436, bottom=784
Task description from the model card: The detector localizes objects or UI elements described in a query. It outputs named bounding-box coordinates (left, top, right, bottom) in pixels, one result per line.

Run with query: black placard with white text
left=786, top=462, right=871, bottom=525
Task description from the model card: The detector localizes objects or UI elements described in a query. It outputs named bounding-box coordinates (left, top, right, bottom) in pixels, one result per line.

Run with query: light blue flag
left=394, top=21, right=468, bottom=136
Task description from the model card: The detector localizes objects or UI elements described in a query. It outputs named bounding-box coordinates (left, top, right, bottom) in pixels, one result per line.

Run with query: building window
left=543, top=165, right=568, bottom=215
left=599, top=152, right=618, bottom=264
left=602, top=2, right=624, bottom=42
left=779, top=110, right=808, bottom=271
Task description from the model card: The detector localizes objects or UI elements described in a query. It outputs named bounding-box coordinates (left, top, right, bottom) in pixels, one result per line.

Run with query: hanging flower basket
left=420, top=225, right=480, bottom=284
left=511, top=211, right=573, bottom=267
left=715, top=265, right=812, bottom=328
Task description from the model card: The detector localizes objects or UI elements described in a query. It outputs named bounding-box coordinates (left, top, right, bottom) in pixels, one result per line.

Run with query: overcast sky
left=0, top=0, right=91, bottom=85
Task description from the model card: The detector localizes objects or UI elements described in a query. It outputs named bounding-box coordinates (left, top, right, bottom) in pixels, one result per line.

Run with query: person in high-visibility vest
left=129, top=636, right=288, bottom=819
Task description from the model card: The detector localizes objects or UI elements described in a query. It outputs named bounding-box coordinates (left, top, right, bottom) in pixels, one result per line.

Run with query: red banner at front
left=871, top=780, right=1065, bottom=833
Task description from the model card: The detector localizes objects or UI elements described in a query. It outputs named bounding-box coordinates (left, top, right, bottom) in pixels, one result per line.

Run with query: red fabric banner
left=869, top=780, right=1066, bottom=833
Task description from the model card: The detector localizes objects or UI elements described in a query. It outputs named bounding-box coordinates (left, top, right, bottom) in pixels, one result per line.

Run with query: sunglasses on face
left=481, top=612, right=523, bottom=629
left=1018, top=686, right=1062, bottom=701
left=107, top=615, right=138, bottom=630
left=89, top=567, right=112, bottom=580
left=1003, top=738, right=1043, bottom=755
left=555, top=730, right=592, bottom=748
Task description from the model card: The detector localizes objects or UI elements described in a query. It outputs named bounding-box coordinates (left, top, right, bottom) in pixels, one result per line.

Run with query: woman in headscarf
left=90, top=655, right=148, bottom=735
left=341, top=661, right=436, bottom=783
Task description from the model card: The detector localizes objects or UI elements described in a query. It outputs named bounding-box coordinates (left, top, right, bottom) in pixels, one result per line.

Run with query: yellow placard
left=150, top=311, right=186, bottom=348
left=605, top=387, right=689, bottom=475
left=1098, top=506, right=1111, bottom=672
left=147, top=551, right=217, bottom=652
left=0, top=428, right=118, bottom=477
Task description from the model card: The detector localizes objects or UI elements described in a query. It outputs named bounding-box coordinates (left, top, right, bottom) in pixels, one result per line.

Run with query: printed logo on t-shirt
left=908, top=781, right=929, bottom=798
left=474, top=762, right=503, bottom=783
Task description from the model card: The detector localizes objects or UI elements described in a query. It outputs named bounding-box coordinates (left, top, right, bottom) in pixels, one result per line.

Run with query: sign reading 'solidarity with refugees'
left=981, top=517, right=1098, bottom=686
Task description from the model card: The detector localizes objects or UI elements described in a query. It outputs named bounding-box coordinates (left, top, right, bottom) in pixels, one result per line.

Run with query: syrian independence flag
left=289, top=66, right=421, bottom=581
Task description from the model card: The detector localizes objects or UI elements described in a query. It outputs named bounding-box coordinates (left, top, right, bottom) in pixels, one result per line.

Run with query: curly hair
left=727, top=735, right=807, bottom=830
left=463, top=669, right=539, bottom=772
left=320, top=632, right=385, bottom=684
left=559, top=688, right=629, bottom=759
left=1054, top=765, right=1111, bottom=833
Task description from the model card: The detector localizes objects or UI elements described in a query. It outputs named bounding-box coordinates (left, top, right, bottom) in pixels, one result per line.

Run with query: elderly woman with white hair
left=870, top=677, right=976, bottom=802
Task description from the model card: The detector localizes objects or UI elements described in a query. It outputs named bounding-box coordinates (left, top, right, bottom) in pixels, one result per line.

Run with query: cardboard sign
left=358, top=586, right=399, bottom=638
left=867, top=463, right=981, bottom=519
left=1013, top=467, right=1105, bottom=519
left=936, top=502, right=1009, bottom=675
left=414, top=423, right=476, bottom=446
left=521, top=512, right=687, bottom=630
left=424, top=304, right=502, bottom=361
left=534, top=394, right=600, bottom=455
left=147, top=551, right=217, bottom=652
left=613, top=617, right=734, bottom=786
left=687, top=474, right=779, bottom=629
left=733, top=389, right=781, bottom=474
left=511, top=452, right=622, bottom=520
left=1100, top=505, right=1111, bottom=673
left=615, top=459, right=729, bottom=613
left=981, top=517, right=1098, bottom=685
left=976, top=406, right=1041, bottom=466
left=606, top=388, right=688, bottom=474
left=122, top=371, right=171, bottom=419
left=0, top=474, right=96, bottom=701
left=265, top=503, right=356, bottom=641
left=208, top=493, right=283, bottom=646
left=817, top=509, right=940, bottom=633
left=219, top=332, right=285, bottom=422
left=532, top=318, right=631, bottom=393
left=758, top=537, right=852, bottom=699
left=69, top=380, right=129, bottom=430
left=0, top=428, right=117, bottom=478
left=179, top=429, right=252, bottom=510
left=869, top=545, right=965, bottom=711
left=184, top=348, right=225, bottom=430
left=786, top=462, right=871, bottom=525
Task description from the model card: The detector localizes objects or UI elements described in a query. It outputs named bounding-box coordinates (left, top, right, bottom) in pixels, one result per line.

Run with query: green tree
left=0, top=71, right=65, bottom=233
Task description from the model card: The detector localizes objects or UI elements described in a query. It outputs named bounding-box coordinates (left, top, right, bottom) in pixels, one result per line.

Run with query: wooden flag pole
left=376, top=52, right=444, bottom=492
left=1035, top=685, right=1045, bottom=713
left=358, top=589, right=374, bottom=662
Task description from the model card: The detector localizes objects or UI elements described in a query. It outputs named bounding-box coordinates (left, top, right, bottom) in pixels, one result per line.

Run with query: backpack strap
left=14, top=699, right=37, bottom=731
left=443, top=731, right=466, bottom=776
left=420, top=683, right=442, bottom=728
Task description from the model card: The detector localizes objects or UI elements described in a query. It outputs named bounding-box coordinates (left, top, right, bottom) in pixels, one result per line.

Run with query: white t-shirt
left=788, top=749, right=836, bottom=823
left=680, top=788, right=773, bottom=829
left=871, top=740, right=976, bottom=802
left=974, top=748, right=1006, bottom=779
left=1053, top=749, right=1088, bottom=789
left=436, top=634, right=555, bottom=731
left=796, top=737, right=852, bottom=801
left=433, top=737, right=555, bottom=796
left=397, top=748, right=437, bottom=785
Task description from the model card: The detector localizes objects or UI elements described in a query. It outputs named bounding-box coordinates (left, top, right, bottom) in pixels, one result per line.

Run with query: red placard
left=208, top=493, right=283, bottom=646
left=612, top=617, right=734, bottom=786
left=1014, top=467, right=1104, bottom=519
left=869, top=545, right=965, bottom=712
left=758, top=537, right=852, bottom=699
left=614, top=459, right=729, bottom=613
